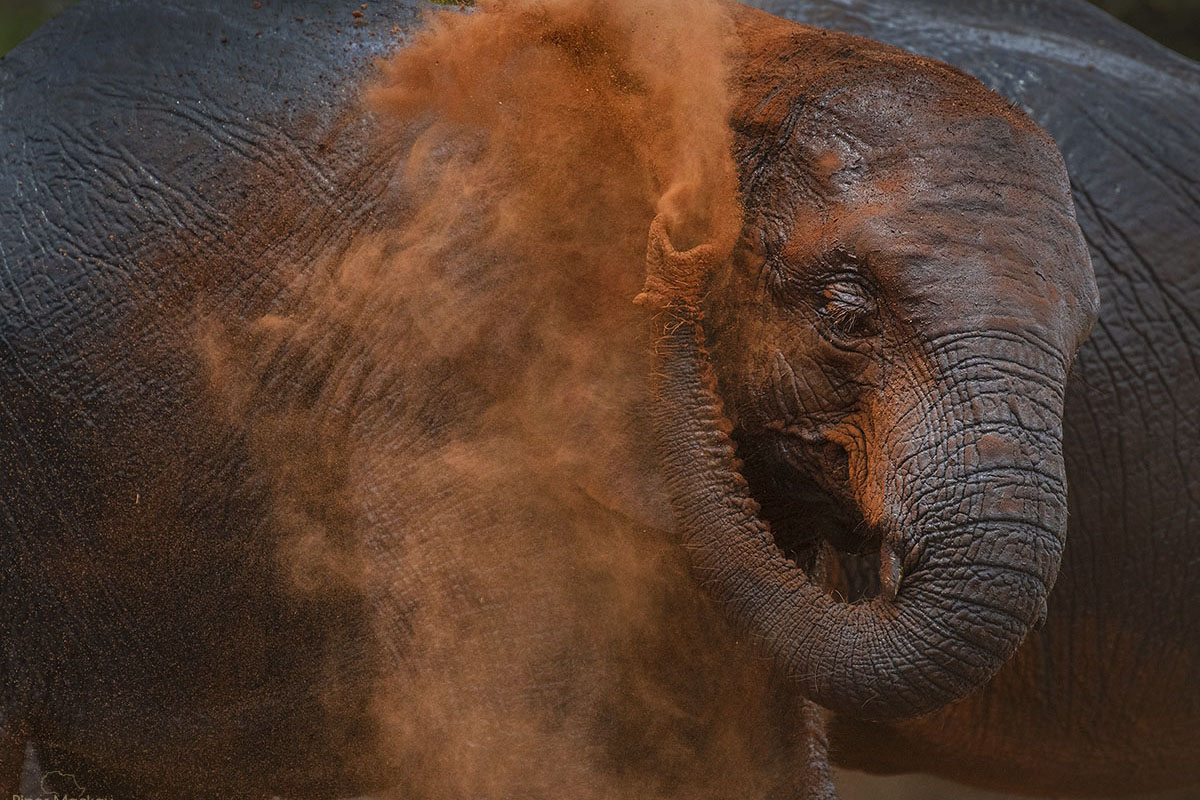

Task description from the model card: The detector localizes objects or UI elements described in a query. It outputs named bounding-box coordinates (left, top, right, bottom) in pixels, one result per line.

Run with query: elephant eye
left=817, top=278, right=876, bottom=338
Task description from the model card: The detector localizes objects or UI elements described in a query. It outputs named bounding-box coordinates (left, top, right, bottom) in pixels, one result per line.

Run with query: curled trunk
left=647, top=298, right=1066, bottom=720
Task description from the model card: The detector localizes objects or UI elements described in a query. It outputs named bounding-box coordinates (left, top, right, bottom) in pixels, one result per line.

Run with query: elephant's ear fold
left=634, top=216, right=726, bottom=314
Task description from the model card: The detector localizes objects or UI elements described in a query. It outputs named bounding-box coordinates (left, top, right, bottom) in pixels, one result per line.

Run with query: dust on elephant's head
left=647, top=12, right=1099, bottom=720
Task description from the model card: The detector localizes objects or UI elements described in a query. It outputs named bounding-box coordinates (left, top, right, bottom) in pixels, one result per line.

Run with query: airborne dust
left=202, top=0, right=830, bottom=797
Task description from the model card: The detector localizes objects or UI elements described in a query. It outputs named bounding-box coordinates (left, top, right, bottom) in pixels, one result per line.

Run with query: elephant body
left=0, top=0, right=1195, bottom=798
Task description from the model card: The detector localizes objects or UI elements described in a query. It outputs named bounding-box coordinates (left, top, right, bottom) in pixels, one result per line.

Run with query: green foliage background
left=1092, top=0, right=1200, bottom=59
left=1, top=0, right=1198, bottom=58
left=0, top=0, right=72, bottom=55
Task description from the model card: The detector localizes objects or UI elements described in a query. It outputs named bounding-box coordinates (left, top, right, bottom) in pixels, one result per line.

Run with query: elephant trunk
left=650, top=305, right=1068, bottom=720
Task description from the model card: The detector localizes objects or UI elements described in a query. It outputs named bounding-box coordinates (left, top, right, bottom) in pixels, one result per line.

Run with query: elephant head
left=640, top=18, right=1099, bottom=719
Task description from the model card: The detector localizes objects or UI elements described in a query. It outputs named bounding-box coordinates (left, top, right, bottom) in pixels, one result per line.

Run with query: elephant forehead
left=825, top=110, right=1067, bottom=199
left=785, top=160, right=1078, bottom=268
left=750, top=107, right=1078, bottom=256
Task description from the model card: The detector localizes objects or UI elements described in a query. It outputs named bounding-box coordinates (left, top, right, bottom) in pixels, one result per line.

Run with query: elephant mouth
left=737, top=431, right=884, bottom=602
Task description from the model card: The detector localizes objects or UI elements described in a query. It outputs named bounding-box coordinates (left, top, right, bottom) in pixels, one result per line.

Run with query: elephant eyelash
left=817, top=278, right=877, bottom=337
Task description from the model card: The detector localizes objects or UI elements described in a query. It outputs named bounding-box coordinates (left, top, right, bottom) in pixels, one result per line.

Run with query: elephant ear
left=633, top=216, right=728, bottom=315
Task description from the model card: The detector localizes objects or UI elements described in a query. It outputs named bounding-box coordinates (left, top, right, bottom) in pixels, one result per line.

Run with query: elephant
left=0, top=1, right=1193, bottom=799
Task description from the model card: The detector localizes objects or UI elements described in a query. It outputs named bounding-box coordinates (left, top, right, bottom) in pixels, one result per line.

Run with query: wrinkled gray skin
left=0, top=0, right=1195, bottom=798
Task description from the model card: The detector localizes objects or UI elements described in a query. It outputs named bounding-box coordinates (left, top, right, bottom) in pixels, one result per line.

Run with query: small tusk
left=880, top=541, right=902, bottom=601
left=815, top=539, right=836, bottom=593
left=1035, top=598, right=1049, bottom=630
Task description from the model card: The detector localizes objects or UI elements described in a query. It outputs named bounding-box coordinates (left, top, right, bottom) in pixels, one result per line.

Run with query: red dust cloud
left=200, top=0, right=832, bottom=796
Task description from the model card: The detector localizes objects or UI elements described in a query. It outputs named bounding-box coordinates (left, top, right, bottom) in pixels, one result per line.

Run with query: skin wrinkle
left=882, top=355, right=1065, bottom=452
left=887, top=408, right=1063, bottom=488
left=881, top=355, right=1066, bottom=505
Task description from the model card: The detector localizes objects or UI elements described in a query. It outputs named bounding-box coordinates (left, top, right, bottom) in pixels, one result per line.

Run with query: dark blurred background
left=0, top=0, right=74, bottom=54
left=1090, top=0, right=1200, bottom=58
left=1, top=0, right=1200, bottom=58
